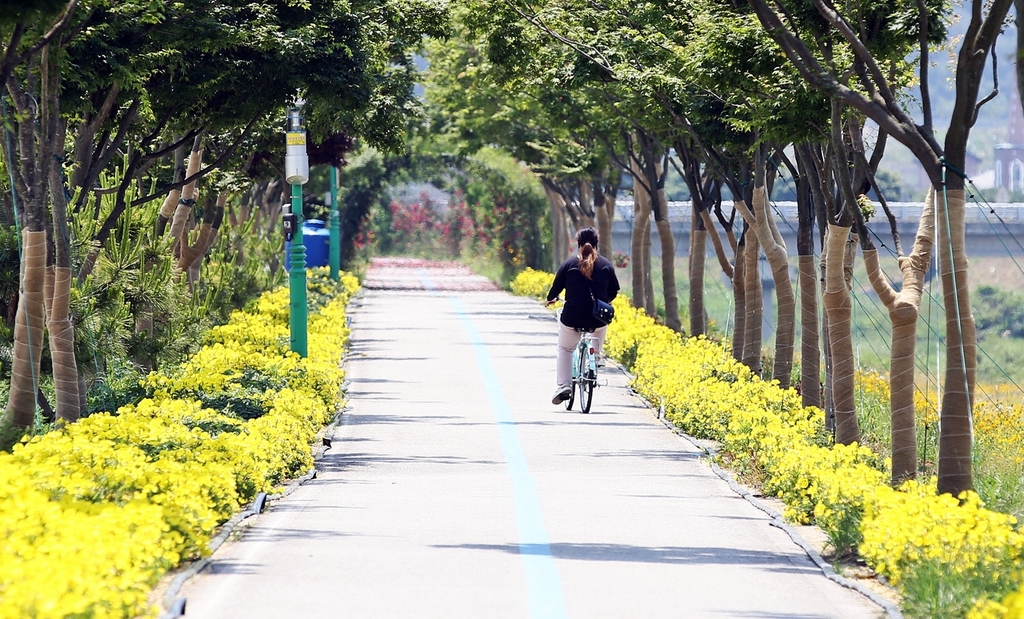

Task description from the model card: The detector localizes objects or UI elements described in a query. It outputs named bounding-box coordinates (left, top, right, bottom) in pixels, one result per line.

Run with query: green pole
left=289, top=182, right=308, bottom=357
left=329, top=165, right=341, bottom=281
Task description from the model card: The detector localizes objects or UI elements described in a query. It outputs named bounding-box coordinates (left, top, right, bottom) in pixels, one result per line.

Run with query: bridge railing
left=614, top=201, right=1024, bottom=225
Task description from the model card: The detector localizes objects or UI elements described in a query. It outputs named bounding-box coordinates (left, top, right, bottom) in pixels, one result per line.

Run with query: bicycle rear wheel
left=579, top=369, right=594, bottom=413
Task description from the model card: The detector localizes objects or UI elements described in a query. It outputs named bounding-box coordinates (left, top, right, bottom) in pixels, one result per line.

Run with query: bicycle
left=565, top=327, right=597, bottom=414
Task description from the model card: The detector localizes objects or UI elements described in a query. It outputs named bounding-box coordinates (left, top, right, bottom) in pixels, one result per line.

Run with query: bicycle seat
left=574, top=327, right=596, bottom=333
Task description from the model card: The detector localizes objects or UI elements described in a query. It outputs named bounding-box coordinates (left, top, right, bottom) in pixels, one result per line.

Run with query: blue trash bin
left=285, top=219, right=331, bottom=269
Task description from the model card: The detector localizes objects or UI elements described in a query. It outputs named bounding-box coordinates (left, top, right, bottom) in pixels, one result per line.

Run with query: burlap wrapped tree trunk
left=936, top=188, right=977, bottom=495
left=823, top=224, right=860, bottom=445
left=689, top=205, right=707, bottom=336
left=1, top=231, right=48, bottom=447
left=732, top=240, right=747, bottom=364
left=863, top=188, right=935, bottom=483
left=741, top=222, right=763, bottom=375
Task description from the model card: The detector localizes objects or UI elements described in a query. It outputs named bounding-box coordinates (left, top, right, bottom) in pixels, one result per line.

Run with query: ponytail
left=579, top=242, right=597, bottom=279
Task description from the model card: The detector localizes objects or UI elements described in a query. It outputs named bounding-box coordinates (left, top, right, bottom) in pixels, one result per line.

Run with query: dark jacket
left=546, top=255, right=620, bottom=330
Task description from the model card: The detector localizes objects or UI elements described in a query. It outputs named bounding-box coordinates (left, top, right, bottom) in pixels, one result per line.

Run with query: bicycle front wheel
left=579, top=369, right=594, bottom=413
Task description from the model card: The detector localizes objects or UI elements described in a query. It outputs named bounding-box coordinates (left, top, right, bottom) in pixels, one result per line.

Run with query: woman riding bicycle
left=545, top=227, right=620, bottom=405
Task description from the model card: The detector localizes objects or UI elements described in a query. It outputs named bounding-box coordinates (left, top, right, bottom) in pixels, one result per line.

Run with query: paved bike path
left=181, top=260, right=883, bottom=618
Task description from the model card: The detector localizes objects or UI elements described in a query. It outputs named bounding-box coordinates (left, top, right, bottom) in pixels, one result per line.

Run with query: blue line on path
left=417, top=268, right=438, bottom=293
left=449, top=294, right=569, bottom=619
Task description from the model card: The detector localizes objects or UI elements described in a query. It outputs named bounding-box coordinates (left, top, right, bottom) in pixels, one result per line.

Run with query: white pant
left=556, top=323, right=607, bottom=386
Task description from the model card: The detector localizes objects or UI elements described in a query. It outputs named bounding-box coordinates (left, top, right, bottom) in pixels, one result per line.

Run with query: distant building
left=994, top=79, right=1024, bottom=196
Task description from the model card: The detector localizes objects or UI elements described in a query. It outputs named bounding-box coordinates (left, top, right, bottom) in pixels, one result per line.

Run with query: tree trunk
left=544, top=181, right=569, bottom=269
left=169, top=141, right=203, bottom=258
left=654, top=216, right=679, bottom=329
left=157, top=189, right=180, bottom=238
left=594, top=179, right=613, bottom=260
left=654, top=196, right=681, bottom=330
left=178, top=191, right=226, bottom=283
left=643, top=217, right=656, bottom=318
left=732, top=240, right=747, bottom=364
left=631, top=186, right=651, bottom=310
left=195, top=193, right=227, bottom=283
left=2, top=61, right=61, bottom=447
left=761, top=192, right=796, bottom=388
left=47, top=124, right=80, bottom=423
left=936, top=188, right=977, bottom=495
left=156, top=145, right=186, bottom=238
left=863, top=188, right=935, bottom=484
left=795, top=157, right=820, bottom=409
left=798, top=255, right=820, bottom=407
left=46, top=267, right=78, bottom=423
left=1, top=230, right=47, bottom=448
left=700, top=209, right=733, bottom=280
left=689, top=202, right=707, bottom=336
left=821, top=267, right=835, bottom=430
left=44, top=265, right=54, bottom=322
left=738, top=187, right=795, bottom=387
left=823, top=224, right=860, bottom=445
left=578, top=181, right=596, bottom=229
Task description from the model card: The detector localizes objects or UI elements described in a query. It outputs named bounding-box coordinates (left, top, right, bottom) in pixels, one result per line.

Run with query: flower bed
left=511, top=269, right=1024, bottom=618
left=0, top=269, right=359, bottom=618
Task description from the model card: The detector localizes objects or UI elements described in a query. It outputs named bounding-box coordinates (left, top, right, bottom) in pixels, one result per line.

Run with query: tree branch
left=70, top=81, right=121, bottom=190
left=18, top=0, right=81, bottom=64
left=811, top=0, right=901, bottom=116
left=130, top=116, right=258, bottom=206
left=916, top=0, right=933, bottom=133
left=0, top=24, right=27, bottom=89
left=971, top=41, right=999, bottom=128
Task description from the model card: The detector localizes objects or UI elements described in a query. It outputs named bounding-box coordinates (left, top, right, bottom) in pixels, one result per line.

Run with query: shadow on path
left=432, top=542, right=815, bottom=574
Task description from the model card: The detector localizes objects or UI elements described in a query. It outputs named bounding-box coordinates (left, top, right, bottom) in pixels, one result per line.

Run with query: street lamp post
left=285, top=107, right=309, bottom=357
left=329, top=165, right=341, bottom=281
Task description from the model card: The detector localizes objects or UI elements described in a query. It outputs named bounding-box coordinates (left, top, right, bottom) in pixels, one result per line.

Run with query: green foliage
left=86, top=357, right=148, bottom=416
left=873, top=169, right=904, bottom=201
left=682, top=6, right=827, bottom=147
left=59, top=0, right=449, bottom=153
left=460, top=147, right=548, bottom=275
left=900, top=558, right=1020, bottom=619
left=0, top=0, right=66, bottom=24
left=974, top=285, right=1024, bottom=338
left=340, top=146, right=400, bottom=262
left=72, top=182, right=206, bottom=375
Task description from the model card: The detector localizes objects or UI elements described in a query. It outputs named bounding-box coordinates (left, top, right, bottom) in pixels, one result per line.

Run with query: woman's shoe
left=551, top=384, right=572, bottom=404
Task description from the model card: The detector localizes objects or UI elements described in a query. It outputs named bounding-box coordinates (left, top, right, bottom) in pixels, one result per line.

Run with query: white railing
left=613, top=201, right=1024, bottom=225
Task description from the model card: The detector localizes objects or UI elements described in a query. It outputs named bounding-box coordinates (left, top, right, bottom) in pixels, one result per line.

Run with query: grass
left=461, top=252, right=514, bottom=289
left=635, top=253, right=1024, bottom=387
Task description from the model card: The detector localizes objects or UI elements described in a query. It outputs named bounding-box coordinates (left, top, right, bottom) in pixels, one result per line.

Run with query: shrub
left=509, top=267, right=555, bottom=299
left=0, top=269, right=360, bottom=617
